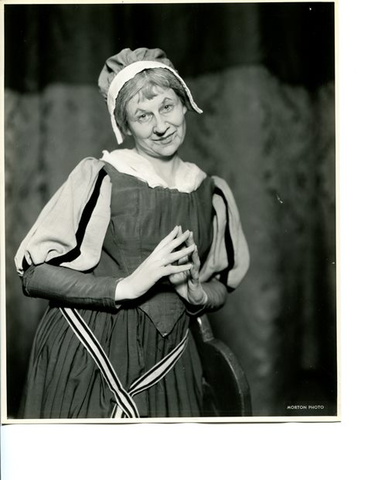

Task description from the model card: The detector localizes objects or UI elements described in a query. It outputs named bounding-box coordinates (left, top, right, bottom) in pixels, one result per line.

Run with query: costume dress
left=15, top=149, right=249, bottom=419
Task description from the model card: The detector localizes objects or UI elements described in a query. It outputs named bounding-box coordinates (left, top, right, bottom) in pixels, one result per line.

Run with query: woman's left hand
left=169, top=229, right=207, bottom=306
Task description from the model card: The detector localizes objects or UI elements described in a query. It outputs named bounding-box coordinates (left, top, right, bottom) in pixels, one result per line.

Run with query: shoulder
left=212, top=175, right=232, bottom=192
left=211, top=176, right=238, bottom=206
left=69, top=157, right=106, bottom=179
left=66, top=157, right=110, bottom=193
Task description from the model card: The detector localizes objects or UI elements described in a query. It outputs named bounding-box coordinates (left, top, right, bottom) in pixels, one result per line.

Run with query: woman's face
left=124, top=86, right=187, bottom=161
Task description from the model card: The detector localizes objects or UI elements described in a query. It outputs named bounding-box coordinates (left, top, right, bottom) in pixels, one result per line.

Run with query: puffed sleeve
left=13, top=158, right=120, bottom=309
left=199, top=176, right=250, bottom=291
left=15, top=157, right=112, bottom=276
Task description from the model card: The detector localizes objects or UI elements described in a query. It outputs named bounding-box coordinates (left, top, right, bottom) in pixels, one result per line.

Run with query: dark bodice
left=95, top=163, right=215, bottom=335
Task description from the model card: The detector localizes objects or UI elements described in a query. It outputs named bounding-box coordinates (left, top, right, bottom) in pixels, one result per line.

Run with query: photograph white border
left=1, top=0, right=340, bottom=430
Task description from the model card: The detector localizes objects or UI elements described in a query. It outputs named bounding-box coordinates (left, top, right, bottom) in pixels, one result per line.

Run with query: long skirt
left=19, top=305, right=203, bottom=419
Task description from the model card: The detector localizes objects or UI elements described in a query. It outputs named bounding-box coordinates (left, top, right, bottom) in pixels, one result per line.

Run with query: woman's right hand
left=115, top=226, right=195, bottom=301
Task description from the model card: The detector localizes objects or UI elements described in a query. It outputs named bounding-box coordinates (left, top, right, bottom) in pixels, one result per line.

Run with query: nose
left=153, top=114, right=169, bottom=136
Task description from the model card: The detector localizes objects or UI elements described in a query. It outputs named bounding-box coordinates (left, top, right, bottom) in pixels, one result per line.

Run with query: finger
left=164, top=263, right=193, bottom=275
left=185, top=231, right=196, bottom=248
left=191, top=244, right=201, bottom=268
left=163, top=230, right=192, bottom=253
left=153, top=226, right=180, bottom=252
left=174, top=225, right=185, bottom=262
left=177, top=253, right=189, bottom=265
left=185, top=233, right=200, bottom=269
left=189, top=246, right=201, bottom=282
left=166, top=244, right=196, bottom=264
left=168, top=273, right=188, bottom=286
left=174, top=225, right=183, bottom=241
left=176, top=226, right=190, bottom=265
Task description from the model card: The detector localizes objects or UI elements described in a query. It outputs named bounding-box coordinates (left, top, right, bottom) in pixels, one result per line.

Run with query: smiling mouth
left=154, top=132, right=175, bottom=144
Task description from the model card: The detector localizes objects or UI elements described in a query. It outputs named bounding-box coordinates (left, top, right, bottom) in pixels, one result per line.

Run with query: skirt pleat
left=19, top=304, right=203, bottom=419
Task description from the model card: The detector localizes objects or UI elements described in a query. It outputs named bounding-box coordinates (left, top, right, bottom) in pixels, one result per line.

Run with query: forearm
left=185, top=278, right=227, bottom=316
left=202, top=279, right=228, bottom=311
left=22, top=263, right=121, bottom=309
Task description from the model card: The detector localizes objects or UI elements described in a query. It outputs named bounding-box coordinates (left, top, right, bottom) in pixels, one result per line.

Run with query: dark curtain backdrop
left=5, top=2, right=336, bottom=417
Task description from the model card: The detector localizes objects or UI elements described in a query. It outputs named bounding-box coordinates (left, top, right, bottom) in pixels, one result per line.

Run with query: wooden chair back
left=191, top=315, right=252, bottom=417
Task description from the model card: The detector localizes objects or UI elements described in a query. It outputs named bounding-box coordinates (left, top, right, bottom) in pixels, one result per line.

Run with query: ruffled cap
left=98, top=48, right=174, bottom=100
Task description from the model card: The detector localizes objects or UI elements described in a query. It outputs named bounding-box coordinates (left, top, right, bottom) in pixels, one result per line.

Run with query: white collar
left=100, top=149, right=207, bottom=193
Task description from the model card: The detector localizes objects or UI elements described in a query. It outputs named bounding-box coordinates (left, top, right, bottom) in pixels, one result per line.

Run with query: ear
left=122, top=123, right=133, bottom=137
left=182, top=104, right=187, bottom=115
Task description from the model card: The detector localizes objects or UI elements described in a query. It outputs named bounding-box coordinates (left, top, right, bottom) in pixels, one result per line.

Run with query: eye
left=137, top=113, right=151, bottom=123
left=162, top=104, right=173, bottom=113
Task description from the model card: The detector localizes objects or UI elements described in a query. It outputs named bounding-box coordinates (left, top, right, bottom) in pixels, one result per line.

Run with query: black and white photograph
left=2, top=1, right=337, bottom=424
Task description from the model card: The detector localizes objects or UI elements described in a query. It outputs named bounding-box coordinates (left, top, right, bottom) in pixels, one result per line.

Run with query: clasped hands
left=115, top=225, right=208, bottom=307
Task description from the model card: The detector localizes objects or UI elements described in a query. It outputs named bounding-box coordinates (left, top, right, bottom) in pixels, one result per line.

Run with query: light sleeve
left=14, top=157, right=112, bottom=276
left=199, top=176, right=250, bottom=291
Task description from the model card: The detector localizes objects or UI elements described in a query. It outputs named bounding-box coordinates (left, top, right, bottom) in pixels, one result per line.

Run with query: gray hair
left=114, top=68, right=188, bottom=134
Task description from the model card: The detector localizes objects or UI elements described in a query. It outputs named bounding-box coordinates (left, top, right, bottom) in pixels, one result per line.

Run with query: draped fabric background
left=5, top=2, right=336, bottom=417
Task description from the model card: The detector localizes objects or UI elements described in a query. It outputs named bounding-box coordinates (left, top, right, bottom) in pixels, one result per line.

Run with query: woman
left=15, top=47, right=249, bottom=419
